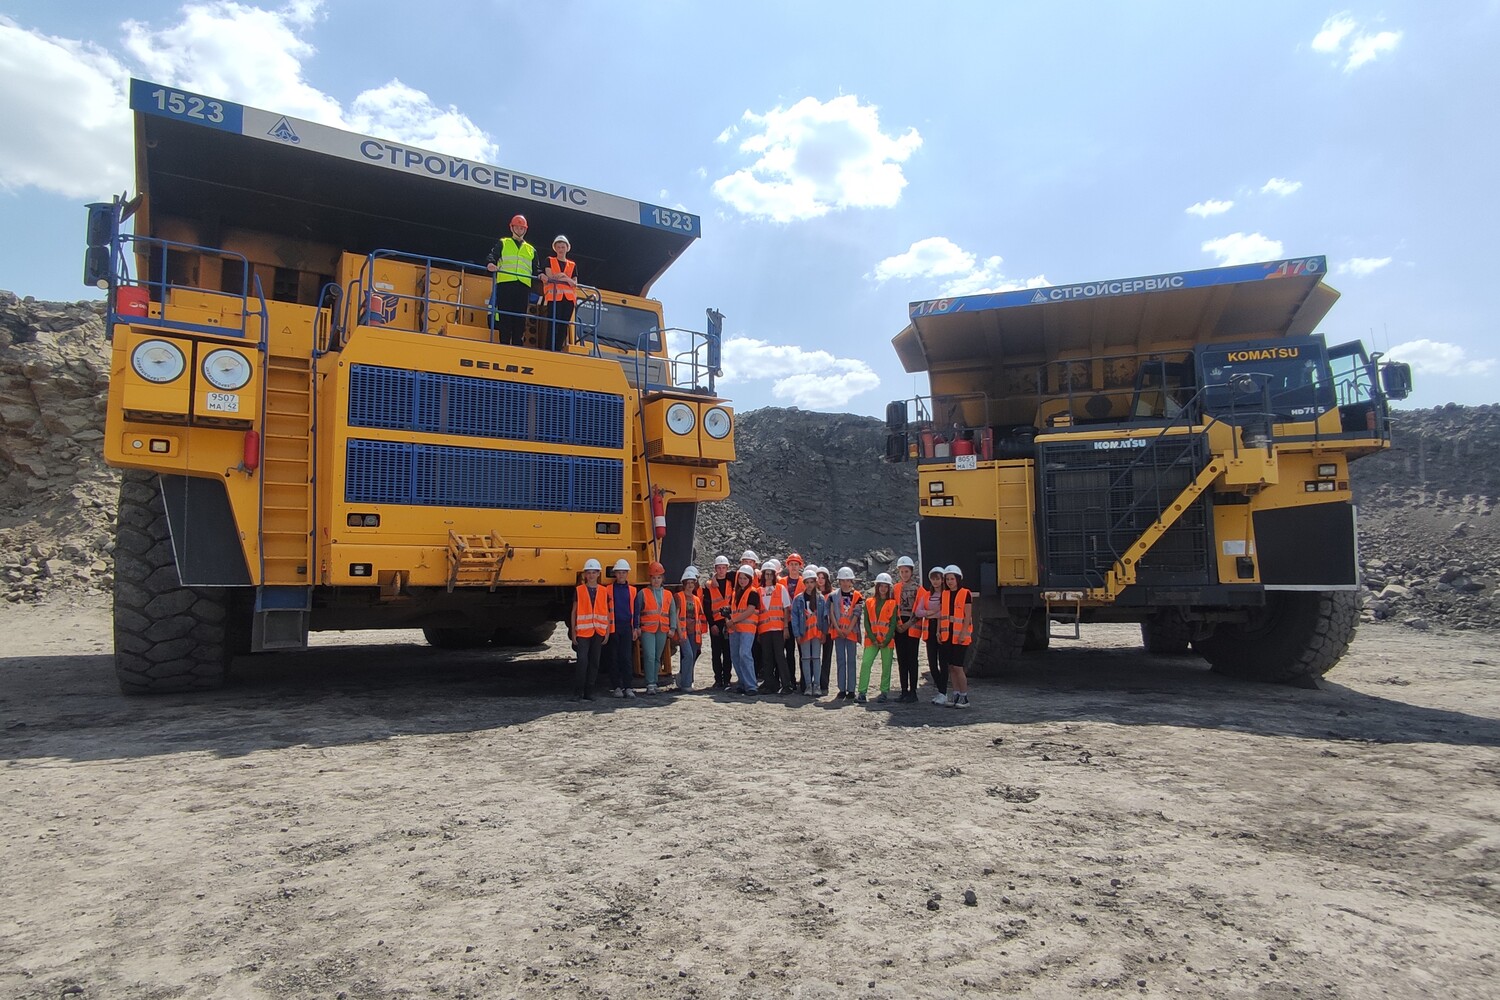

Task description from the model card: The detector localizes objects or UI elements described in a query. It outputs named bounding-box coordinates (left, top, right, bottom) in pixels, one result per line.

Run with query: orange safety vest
left=574, top=584, right=613, bottom=638
left=732, top=587, right=759, bottom=634
left=543, top=255, right=577, bottom=304
left=828, top=588, right=863, bottom=640
left=796, top=588, right=824, bottom=641
left=677, top=590, right=707, bottom=640
left=757, top=584, right=789, bottom=634
left=707, top=578, right=733, bottom=622
left=638, top=587, right=670, bottom=633
left=912, top=586, right=936, bottom=641
left=939, top=588, right=974, bottom=645
left=864, top=596, right=898, bottom=647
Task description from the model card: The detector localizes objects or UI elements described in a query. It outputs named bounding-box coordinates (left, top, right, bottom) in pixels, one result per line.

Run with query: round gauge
left=666, top=402, right=696, bottom=435
left=703, top=406, right=732, bottom=440
left=130, top=339, right=185, bottom=384
left=201, top=349, right=252, bottom=390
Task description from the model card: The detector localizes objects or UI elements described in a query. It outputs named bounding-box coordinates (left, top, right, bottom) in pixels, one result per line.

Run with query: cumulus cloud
left=0, top=3, right=499, bottom=199
left=712, top=95, right=921, bottom=222
left=1386, top=339, right=1497, bottom=377
left=1202, top=232, right=1285, bottom=266
left=719, top=338, right=880, bottom=409
left=1260, top=177, right=1302, bottom=197
left=1335, top=256, right=1392, bottom=277
left=868, top=237, right=1048, bottom=297
left=1186, top=199, right=1234, bottom=218
left=1310, top=13, right=1402, bottom=72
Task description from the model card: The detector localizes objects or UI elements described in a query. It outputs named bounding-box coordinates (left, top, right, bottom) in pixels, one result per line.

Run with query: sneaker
left=876, top=692, right=888, bottom=704
left=646, top=685, right=659, bottom=695
left=819, top=688, right=828, bottom=696
left=845, top=691, right=856, bottom=701
left=954, top=693, right=971, bottom=709
left=932, top=694, right=949, bottom=705
left=856, top=692, right=868, bottom=703
left=612, top=688, right=626, bottom=699
left=625, top=688, right=638, bottom=699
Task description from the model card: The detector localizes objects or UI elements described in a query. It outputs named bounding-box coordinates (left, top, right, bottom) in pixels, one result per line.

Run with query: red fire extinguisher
left=651, top=486, right=667, bottom=541
left=243, top=429, right=261, bottom=472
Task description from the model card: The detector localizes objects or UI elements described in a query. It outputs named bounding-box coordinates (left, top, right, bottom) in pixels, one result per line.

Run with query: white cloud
left=1312, top=13, right=1357, bottom=52
left=1309, top=13, right=1402, bottom=72
left=1186, top=199, right=1234, bottom=218
left=1201, top=232, right=1285, bottom=265
left=1261, top=177, right=1302, bottom=197
left=712, top=95, right=921, bottom=222
left=719, top=337, right=880, bottom=409
left=1386, top=339, right=1497, bottom=377
left=868, top=237, right=1048, bottom=297
left=0, top=4, right=499, bottom=199
left=0, top=16, right=132, bottom=198
left=1335, top=256, right=1392, bottom=277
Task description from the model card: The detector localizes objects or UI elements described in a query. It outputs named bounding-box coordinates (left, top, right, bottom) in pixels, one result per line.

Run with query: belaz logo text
left=459, top=358, right=534, bottom=376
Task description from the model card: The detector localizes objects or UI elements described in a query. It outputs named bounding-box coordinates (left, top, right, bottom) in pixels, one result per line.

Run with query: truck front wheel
left=1193, top=591, right=1358, bottom=683
left=966, top=600, right=1027, bottom=677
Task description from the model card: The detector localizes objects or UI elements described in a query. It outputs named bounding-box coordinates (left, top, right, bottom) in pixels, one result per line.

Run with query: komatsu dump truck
left=885, top=256, right=1411, bottom=683
left=87, top=80, right=734, bottom=693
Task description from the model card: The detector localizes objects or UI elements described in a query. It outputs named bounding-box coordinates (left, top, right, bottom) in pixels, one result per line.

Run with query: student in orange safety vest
left=789, top=567, right=829, bottom=697
left=756, top=563, right=794, bottom=695
left=603, top=558, right=637, bottom=699
left=828, top=567, right=863, bottom=700
left=917, top=566, right=948, bottom=703
left=780, top=552, right=806, bottom=688
left=675, top=565, right=708, bottom=692
left=568, top=558, right=611, bottom=700
left=937, top=564, right=975, bottom=709
left=815, top=566, right=834, bottom=695
left=633, top=561, right=674, bottom=695
left=706, top=555, right=735, bottom=689
left=891, top=556, right=923, bottom=702
left=541, top=234, right=578, bottom=351
left=727, top=565, right=761, bottom=695
left=857, top=573, right=898, bottom=703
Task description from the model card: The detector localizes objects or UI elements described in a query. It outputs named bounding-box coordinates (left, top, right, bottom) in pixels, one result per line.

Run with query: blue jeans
left=834, top=638, right=859, bottom=693
left=678, top=635, right=700, bottom=690
left=798, top=638, right=823, bottom=693
left=730, top=631, right=758, bottom=692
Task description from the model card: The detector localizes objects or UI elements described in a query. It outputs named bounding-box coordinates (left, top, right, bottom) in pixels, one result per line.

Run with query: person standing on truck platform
left=938, top=565, right=974, bottom=709
left=707, top=555, right=734, bottom=689
left=569, top=558, right=610, bottom=701
left=892, top=556, right=922, bottom=702
left=603, top=558, right=637, bottom=699
left=728, top=565, right=761, bottom=695
left=676, top=566, right=707, bottom=693
left=541, top=235, right=578, bottom=352
left=857, top=573, right=898, bottom=703
left=828, top=567, right=862, bottom=701
left=485, top=213, right=536, bottom=347
left=634, top=562, right=673, bottom=695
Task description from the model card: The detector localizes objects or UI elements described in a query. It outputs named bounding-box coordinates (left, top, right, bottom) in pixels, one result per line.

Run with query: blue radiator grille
left=349, top=365, right=624, bottom=449
left=346, top=439, right=623, bottom=513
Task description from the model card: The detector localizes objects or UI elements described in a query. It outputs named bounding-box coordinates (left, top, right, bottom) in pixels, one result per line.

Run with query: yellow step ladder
left=446, top=531, right=511, bottom=591
left=259, top=355, right=313, bottom=586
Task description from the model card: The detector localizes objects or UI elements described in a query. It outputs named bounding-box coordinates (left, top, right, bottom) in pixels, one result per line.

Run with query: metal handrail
left=116, top=235, right=266, bottom=340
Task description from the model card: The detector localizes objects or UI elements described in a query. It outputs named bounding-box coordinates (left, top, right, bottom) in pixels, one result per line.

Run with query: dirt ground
left=1, top=599, right=1497, bottom=1000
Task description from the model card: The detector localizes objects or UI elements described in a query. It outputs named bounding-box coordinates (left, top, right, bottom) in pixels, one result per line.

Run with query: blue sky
left=2, top=2, right=1496, bottom=414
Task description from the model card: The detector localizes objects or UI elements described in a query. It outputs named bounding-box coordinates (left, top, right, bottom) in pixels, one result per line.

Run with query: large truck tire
left=966, top=604, right=1027, bottom=677
left=113, top=470, right=238, bottom=695
left=491, top=622, right=557, bottom=647
left=1141, top=613, right=1194, bottom=655
left=1193, top=591, right=1358, bottom=683
left=422, top=627, right=494, bottom=650
left=1022, top=610, right=1051, bottom=652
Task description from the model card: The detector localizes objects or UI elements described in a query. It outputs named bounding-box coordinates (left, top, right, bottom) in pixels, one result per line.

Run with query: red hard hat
left=648, top=561, right=665, bottom=576
left=785, top=552, right=804, bottom=564
left=510, top=214, right=527, bottom=227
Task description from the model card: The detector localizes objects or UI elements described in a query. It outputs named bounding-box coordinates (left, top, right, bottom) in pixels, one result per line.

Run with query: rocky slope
left=1, top=290, right=1495, bottom=629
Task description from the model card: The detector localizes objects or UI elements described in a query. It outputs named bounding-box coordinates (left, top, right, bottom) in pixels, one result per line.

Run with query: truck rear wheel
left=966, top=602, right=1027, bottom=677
left=1022, top=610, right=1051, bottom=652
left=421, top=627, right=494, bottom=650
left=1193, top=591, right=1358, bottom=682
left=1141, top=614, right=1194, bottom=655
left=491, top=622, right=557, bottom=647
left=113, top=470, right=239, bottom=694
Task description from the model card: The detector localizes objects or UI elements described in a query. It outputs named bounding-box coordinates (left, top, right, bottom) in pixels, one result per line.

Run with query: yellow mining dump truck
left=885, top=256, right=1413, bottom=683
left=86, top=80, right=734, bottom=693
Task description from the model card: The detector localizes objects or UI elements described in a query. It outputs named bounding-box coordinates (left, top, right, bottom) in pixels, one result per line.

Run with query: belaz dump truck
left=885, top=256, right=1412, bottom=683
left=87, top=80, right=734, bottom=693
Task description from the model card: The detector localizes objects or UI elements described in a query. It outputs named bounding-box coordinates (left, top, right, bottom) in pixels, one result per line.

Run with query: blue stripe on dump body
left=348, top=365, right=624, bottom=449
left=345, top=439, right=623, bottom=514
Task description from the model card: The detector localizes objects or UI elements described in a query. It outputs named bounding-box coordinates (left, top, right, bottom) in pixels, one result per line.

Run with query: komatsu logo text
left=1225, top=347, right=1301, bottom=362
left=1093, top=438, right=1147, bottom=451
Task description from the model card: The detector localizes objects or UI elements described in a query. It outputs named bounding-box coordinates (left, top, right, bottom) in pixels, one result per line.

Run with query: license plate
left=954, top=454, right=977, bottom=470
left=206, top=392, right=240, bottom=413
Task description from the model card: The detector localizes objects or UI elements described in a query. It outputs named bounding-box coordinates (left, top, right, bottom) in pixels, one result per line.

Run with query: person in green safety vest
left=485, top=213, right=537, bottom=347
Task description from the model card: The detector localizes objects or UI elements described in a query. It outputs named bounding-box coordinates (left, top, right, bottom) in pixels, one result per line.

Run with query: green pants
left=859, top=644, right=893, bottom=694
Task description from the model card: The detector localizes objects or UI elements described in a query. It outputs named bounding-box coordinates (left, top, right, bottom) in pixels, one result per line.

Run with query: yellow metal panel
left=995, top=461, right=1038, bottom=586
left=698, top=403, right=736, bottom=462
left=119, top=331, right=193, bottom=418
left=190, top=342, right=259, bottom=424
left=644, top=397, right=702, bottom=460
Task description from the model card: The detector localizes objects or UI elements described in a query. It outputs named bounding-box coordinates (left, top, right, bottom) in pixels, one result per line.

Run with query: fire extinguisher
left=242, top=428, right=261, bottom=472
left=651, top=486, right=667, bottom=541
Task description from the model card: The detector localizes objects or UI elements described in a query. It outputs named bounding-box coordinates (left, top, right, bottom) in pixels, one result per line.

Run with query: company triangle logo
left=267, top=117, right=301, bottom=144
left=1030, top=290, right=1048, bottom=304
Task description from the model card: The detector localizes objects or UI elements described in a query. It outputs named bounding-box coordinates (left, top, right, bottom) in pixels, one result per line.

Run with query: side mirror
left=885, top=431, right=909, bottom=463
left=1381, top=362, right=1413, bottom=401
left=885, top=399, right=908, bottom=433
left=84, top=202, right=118, bottom=288
left=83, top=246, right=112, bottom=289
left=705, top=308, right=723, bottom=374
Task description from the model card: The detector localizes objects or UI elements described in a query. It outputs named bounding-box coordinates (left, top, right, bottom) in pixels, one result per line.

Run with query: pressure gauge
left=666, top=402, right=696, bottom=435
left=703, top=406, right=732, bottom=440
left=130, top=339, right=185, bottom=384
left=201, top=349, right=252, bottom=390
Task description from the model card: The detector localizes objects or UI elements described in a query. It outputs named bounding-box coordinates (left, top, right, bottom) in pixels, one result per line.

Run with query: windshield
left=1199, top=341, right=1334, bottom=420
left=582, top=301, right=662, bottom=352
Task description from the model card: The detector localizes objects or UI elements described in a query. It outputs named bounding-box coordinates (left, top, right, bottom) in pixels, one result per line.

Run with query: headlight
left=666, top=401, right=696, bottom=435
left=130, top=339, right=186, bottom=384
left=703, top=406, right=732, bottom=440
left=201, top=349, right=252, bottom=390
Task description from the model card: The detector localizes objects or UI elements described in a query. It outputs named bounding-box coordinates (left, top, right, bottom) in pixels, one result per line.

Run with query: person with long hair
left=937, top=565, right=975, bottom=708
left=727, top=565, right=761, bottom=695
left=857, top=573, right=898, bottom=703
left=756, top=563, right=794, bottom=696
left=827, top=567, right=863, bottom=701
left=789, top=567, right=828, bottom=697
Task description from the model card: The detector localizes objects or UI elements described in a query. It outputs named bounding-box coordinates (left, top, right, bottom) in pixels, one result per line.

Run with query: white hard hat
left=736, top=565, right=754, bottom=578
left=763, top=558, right=781, bottom=573
left=714, top=555, right=730, bottom=567
left=929, top=566, right=945, bottom=577
left=583, top=558, right=602, bottom=572
left=836, top=567, right=855, bottom=581
left=875, top=572, right=893, bottom=586
left=681, top=566, right=700, bottom=581
left=801, top=568, right=817, bottom=580
left=814, top=566, right=828, bottom=576
left=895, top=555, right=915, bottom=569
left=612, top=558, right=632, bottom=573
left=552, top=234, right=570, bottom=248
left=741, top=549, right=759, bottom=563
left=944, top=564, right=963, bottom=578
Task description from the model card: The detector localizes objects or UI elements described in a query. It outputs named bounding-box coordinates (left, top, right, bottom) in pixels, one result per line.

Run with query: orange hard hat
left=785, top=552, right=804, bottom=564
left=510, top=214, right=528, bottom=228
left=648, top=561, right=665, bottom=576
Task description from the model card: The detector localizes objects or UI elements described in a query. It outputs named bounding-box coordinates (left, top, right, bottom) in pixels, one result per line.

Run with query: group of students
left=568, top=550, right=977, bottom=709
